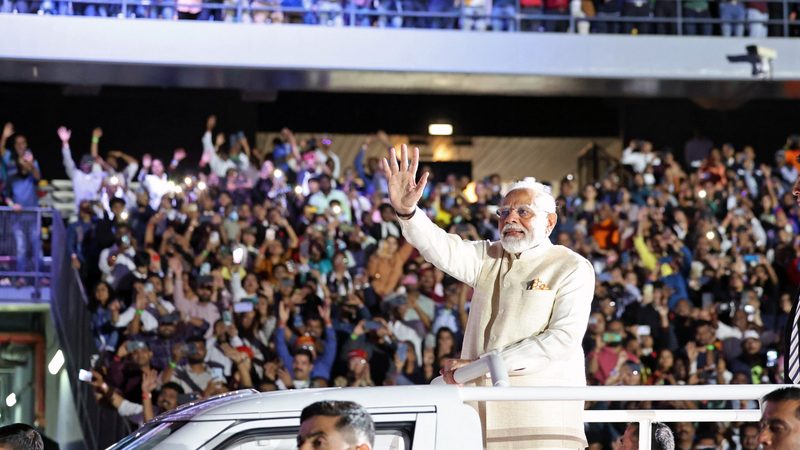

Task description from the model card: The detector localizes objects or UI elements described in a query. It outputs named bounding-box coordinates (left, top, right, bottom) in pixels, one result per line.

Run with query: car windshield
left=107, top=421, right=188, bottom=450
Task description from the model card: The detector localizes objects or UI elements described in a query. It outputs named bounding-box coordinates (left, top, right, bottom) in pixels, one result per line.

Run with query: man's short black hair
left=627, top=422, right=674, bottom=450
left=300, top=400, right=374, bottom=447
left=651, top=422, right=675, bottom=450
left=762, top=386, right=800, bottom=419
left=295, top=348, right=315, bottom=363
left=160, top=382, right=185, bottom=395
left=0, top=423, right=44, bottom=450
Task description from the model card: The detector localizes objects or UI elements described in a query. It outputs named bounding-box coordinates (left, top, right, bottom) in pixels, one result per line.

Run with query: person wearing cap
left=275, top=301, right=338, bottom=386
left=346, top=349, right=374, bottom=387
left=730, top=329, right=767, bottom=383
left=163, top=336, right=224, bottom=396
left=384, top=145, right=594, bottom=449
left=106, top=339, right=158, bottom=403
left=138, top=312, right=187, bottom=370
left=170, top=258, right=221, bottom=338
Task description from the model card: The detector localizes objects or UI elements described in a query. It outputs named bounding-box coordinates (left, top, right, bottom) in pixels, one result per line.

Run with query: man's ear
left=545, top=212, right=557, bottom=236
left=355, top=444, right=372, bottom=450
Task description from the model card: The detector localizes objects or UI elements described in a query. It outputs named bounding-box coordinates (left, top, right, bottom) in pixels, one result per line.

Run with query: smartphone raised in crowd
left=232, top=247, right=245, bottom=265
left=78, top=369, right=93, bottom=383
left=364, top=321, right=382, bottom=331
left=233, top=302, right=254, bottom=313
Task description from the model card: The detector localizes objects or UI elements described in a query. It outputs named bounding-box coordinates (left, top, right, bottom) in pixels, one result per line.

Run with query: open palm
left=382, top=144, right=429, bottom=215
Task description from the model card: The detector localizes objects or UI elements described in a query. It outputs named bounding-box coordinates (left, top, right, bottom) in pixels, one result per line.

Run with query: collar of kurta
left=506, top=239, right=554, bottom=262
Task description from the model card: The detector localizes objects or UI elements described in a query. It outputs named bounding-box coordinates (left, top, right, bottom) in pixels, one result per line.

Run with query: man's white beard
left=501, top=224, right=544, bottom=254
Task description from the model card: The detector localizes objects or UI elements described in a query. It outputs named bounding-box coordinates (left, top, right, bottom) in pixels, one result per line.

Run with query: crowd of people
left=3, top=115, right=800, bottom=449
left=1, top=0, right=799, bottom=37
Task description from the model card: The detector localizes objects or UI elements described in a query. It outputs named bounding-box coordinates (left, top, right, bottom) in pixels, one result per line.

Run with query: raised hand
left=173, top=148, right=187, bottom=162
left=142, top=153, right=152, bottom=169
left=92, top=127, right=103, bottom=139
left=318, top=301, right=331, bottom=325
left=57, top=126, right=72, bottom=144
left=259, top=281, right=274, bottom=300
left=206, top=115, right=217, bottom=131
left=278, top=301, right=290, bottom=326
left=382, top=144, right=429, bottom=215
left=2, top=123, right=14, bottom=140
left=141, top=368, right=158, bottom=394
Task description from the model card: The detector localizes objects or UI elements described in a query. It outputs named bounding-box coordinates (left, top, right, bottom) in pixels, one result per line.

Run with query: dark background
left=1, top=83, right=797, bottom=179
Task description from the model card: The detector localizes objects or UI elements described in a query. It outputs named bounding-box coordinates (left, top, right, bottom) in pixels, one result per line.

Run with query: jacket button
left=498, top=308, right=505, bottom=315
left=503, top=282, right=510, bottom=288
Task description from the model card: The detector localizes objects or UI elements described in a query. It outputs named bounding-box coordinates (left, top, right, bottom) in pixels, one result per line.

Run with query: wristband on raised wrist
left=395, top=208, right=415, bottom=220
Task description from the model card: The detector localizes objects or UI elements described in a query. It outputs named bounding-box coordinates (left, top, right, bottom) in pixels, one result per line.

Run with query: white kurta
left=400, top=208, right=594, bottom=449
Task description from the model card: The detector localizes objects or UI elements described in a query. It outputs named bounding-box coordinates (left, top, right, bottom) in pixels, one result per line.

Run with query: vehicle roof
left=156, top=385, right=466, bottom=422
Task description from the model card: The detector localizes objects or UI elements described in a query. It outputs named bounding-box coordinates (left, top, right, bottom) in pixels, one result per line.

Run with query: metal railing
left=458, top=384, right=773, bottom=450
left=50, top=209, right=133, bottom=450
left=3, top=0, right=799, bottom=37
left=0, top=207, right=52, bottom=299
left=433, top=351, right=777, bottom=450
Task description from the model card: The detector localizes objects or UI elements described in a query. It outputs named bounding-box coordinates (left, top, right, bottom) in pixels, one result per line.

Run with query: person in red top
left=520, top=0, right=543, bottom=31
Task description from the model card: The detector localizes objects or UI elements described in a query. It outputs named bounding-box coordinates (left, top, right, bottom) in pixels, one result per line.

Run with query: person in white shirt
left=307, top=174, right=351, bottom=223
left=621, top=140, right=661, bottom=174
left=58, top=126, right=105, bottom=208
left=137, top=149, right=186, bottom=211
left=200, top=115, right=248, bottom=178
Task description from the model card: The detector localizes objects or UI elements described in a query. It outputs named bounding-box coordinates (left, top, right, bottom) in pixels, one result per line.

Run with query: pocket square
left=525, top=278, right=550, bottom=291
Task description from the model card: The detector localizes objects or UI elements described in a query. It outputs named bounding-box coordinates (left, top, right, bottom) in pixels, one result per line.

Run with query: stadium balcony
left=0, top=11, right=800, bottom=99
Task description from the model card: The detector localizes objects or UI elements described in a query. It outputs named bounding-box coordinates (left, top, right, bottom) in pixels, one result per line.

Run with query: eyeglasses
left=496, top=206, right=536, bottom=220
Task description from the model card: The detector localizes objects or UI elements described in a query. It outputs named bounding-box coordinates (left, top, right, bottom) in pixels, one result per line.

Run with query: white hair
left=504, top=177, right=557, bottom=214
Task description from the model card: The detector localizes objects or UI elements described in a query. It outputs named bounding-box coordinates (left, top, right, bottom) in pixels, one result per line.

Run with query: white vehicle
left=107, top=357, right=772, bottom=450
left=107, top=385, right=484, bottom=450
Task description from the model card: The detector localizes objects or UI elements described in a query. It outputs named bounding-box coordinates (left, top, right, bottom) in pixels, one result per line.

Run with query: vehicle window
left=220, top=423, right=412, bottom=450
left=107, top=421, right=188, bottom=450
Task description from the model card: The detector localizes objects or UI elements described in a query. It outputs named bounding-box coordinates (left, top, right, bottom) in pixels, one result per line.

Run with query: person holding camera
left=383, top=145, right=594, bottom=449
left=587, top=321, right=636, bottom=385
